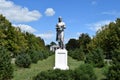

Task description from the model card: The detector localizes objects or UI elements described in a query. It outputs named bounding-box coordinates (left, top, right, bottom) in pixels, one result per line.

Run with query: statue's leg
left=56, top=32, right=58, bottom=41
left=62, top=42, right=64, bottom=49
left=58, top=42, right=61, bottom=49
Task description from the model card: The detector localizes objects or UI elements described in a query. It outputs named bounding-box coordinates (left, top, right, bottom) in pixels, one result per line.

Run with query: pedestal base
left=54, top=49, right=69, bottom=70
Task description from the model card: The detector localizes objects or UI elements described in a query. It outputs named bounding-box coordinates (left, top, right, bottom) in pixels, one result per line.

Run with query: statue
left=56, top=17, right=66, bottom=49
left=54, top=17, right=69, bottom=70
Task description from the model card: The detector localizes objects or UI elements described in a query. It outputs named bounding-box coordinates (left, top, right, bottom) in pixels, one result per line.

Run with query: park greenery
left=34, top=64, right=96, bottom=80
left=0, top=14, right=52, bottom=80
left=0, top=14, right=120, bottom=80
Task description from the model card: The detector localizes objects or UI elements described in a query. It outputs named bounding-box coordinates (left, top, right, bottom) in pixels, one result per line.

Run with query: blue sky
left=0, top=0, right=120, bottom=44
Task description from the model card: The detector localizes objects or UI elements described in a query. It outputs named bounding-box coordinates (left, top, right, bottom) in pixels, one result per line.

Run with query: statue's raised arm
left=56, top=17, right=66, bottom=49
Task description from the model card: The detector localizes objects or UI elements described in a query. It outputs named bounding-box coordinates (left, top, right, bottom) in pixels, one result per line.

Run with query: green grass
left=12, top=55, right=83, bottom=80
left=12, top=55, right=106, bottom=80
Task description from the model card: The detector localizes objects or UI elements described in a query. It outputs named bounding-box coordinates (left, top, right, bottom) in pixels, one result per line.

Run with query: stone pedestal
left=54, top=49, right=69, bottom=70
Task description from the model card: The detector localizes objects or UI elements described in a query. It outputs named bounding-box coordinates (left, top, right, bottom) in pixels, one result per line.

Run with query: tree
left=107, top=48, right=120, bottom=80
left=69, top=47, right=85, bottom=61
left=0, top=46, right=13, bottom=80
left=0, top=14, right=48, bottom=59
left=50, top=41, right=56, bottom=46
left=29, top=49, right=40, bottom=63
left=15, top=53, right=31, bottom=68
left=89, top=19, right=120, bottom=59
left=66, top=38, right=79, bottom=50
left=85, top=47, right=104, bottom=67
left=25, top=32, right=45, bottom=51
left=78, top=33, right=91, bottom=53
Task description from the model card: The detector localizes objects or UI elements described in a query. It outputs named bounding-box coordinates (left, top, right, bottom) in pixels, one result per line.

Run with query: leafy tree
left=85, top=47, right=104, bottom=67
left=6, top=28, right=28, bottom=57
left=0, top=15, right=11, bottom=47
left=50, top=41, right=56, bottom=46
left=25, top=32, right=46, bottom=53
left=0, top=14, right=50, bottom=59
left=78, top=33, right=91, bottom=53
left=89, top=19, right=120, bottom=59
left=66, top=38, right=79, bottom=50
left=0, top=46, right=13, bottom=80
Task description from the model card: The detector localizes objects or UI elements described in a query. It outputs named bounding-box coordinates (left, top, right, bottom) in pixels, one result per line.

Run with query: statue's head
left=58, top=16, right=62, bottom=22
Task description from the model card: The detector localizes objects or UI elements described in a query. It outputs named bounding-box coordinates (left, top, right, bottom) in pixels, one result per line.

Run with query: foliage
left=66, top=38, right=79, bottom=50
left=15, top=53, right=32, bottom=68
left=29, top=50, right=40, bottom=63
left=0, top=46, right=13, bottom=80
left=88, top=19, right=120, bottom=59
left=106, top=48, right=120, bottom=80
left=12, top=54, right=107, bottom=80
left=25, top=32, right=45, bottom=52
left=85, top=47, right=104, bottom=67
left=0, top=14, right=46, bottom=57
left=50, top=41, right=56, bottom=46
left=74, top=64, right=97, bottom=80
left=78, top=33, right=91, bottom=53
left=34, top=64, right=97, bottom=80
left=42, top=50, right=53, bottom=59
left=33, top=69, right=74, bottom=80
left=69, top=47, right=85, bottom=61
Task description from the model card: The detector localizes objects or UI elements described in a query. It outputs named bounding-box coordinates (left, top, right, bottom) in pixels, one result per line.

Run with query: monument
left=54, top=17, right=69, bottom=70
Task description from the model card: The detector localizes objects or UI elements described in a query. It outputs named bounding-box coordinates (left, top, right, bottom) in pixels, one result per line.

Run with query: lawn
left=12, top=55, right=83, bottom=80
left=12, top=55, right=105, bottom=80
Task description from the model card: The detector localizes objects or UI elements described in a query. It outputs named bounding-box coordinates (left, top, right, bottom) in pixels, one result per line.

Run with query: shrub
left=29, top=50, right=39, bottom=63
left=69, top=47, right=85, bottom=61
left=38, top=51, right=44, bottom=60
left=85, top=47, right=104, bottom=67
left=42, top=50, right=51, bottom=59
left=15, top=53, right=31, bottom=68
left=0, top=46, right=13, bottom=80
left=106, top=48, right=120, bottom=80
left=34, top=64, right=97, bottom=80
left=74, top=64, right=97, bottom=80
left=33, top=69, right=74, bottom=80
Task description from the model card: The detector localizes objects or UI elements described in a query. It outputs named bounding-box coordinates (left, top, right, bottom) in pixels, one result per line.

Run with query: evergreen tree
left=85, top=47, right=104, bottom=67
left=0, top=46, right=13, bottom=80
left=107, top=48, right=120, bottom=80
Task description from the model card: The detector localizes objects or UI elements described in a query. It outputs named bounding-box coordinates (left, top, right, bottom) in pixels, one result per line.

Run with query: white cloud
left=0, top=0, right=42, bottom=22
left=102, top=11, right=120, bottom=17
left=87, top=20, right=111, bottom=31
left=13, top=24, right=36, bottom=33
left=36, top=31, right=54, bottom=39
left=45, top=8, right=55, bottom=16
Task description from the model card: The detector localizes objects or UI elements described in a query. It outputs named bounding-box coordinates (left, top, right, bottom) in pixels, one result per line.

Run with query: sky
left=0, top=0, right=120, bottom=45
